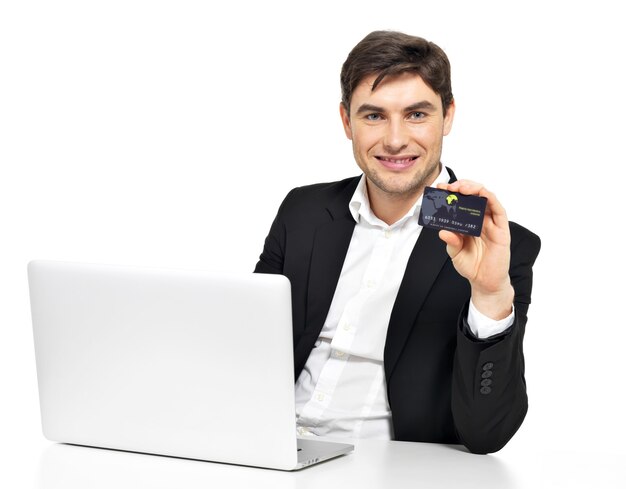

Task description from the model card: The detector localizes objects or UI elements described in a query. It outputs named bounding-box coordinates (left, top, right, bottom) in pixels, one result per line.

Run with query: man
left=255, top=31, right=540, bottom=454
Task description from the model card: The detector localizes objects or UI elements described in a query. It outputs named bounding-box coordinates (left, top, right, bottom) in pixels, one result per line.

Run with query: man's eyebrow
left=404, top=101, right=437, bottom=112
left=355, top=103, right=385, bottom=115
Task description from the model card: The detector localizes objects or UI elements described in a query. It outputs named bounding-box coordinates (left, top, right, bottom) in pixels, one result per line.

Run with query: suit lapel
left=383, top=166, right=458, bottom=380
left=383, top=228, right=449, bottom=380
left=304, top=218, right=355, bottom=335
left=293, top=178, right=358, bottom=376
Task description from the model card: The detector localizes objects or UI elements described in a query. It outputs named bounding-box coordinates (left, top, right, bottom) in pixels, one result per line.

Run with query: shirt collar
left=349, top=165, right=451, bottom=227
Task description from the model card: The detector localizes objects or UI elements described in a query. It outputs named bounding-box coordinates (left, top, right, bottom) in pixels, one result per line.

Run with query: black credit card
left=418, top=187, right=488, bottom=237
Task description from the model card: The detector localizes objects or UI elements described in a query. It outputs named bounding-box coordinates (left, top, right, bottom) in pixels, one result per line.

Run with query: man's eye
left=366, top=113, right=382, bottom=121
left=409, top=112, right=425, bottom=120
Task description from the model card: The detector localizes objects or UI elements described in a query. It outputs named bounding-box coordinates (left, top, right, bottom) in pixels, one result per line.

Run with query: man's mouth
left=375, top=155, right=418, bottom=170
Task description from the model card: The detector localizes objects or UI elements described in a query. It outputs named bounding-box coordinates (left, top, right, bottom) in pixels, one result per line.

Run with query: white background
left=2, top=0, right=625, bottom=486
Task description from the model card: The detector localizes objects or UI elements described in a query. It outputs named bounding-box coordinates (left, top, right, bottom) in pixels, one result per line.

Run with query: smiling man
left=255, top=31, right=540, bottom=454
left=341, top=72, right=453, bottom=225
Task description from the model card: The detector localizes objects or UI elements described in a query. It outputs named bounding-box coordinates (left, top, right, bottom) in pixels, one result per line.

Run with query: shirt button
left=343, top=323, right=351, bottom=331
left=384, top=229, right=391, bottom=238
left=297, top=426, right=308, bottom=435
left=367, top=279, right=376, bottom=288
left=316, top=393, right=325, bottom=401
left=335, top=350, right=345, bottom=358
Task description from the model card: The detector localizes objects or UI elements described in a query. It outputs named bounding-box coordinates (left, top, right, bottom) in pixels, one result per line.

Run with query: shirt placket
left=297, top=225, right=396, bottom=433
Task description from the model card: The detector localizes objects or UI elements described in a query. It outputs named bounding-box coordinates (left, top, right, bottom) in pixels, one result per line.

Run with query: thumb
left=438, top=230, right=464, bottom=259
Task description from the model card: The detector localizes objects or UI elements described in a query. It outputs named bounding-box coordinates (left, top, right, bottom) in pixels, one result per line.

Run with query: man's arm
left=452, top=228, right=540, bottom=453
left=436, top=180, right=541, bottom=453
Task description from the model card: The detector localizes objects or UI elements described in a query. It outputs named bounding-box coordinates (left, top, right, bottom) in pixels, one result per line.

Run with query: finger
left=438, top=230, right=464, bottom=259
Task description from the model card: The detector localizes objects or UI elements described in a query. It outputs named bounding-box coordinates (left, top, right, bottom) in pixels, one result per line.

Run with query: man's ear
left=339, top=102, right=353, bottom=140
left=443, top=99, right=455, bottom=136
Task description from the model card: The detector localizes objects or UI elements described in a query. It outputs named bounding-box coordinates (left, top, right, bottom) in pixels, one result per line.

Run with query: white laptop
left=28, top=260, right=353, bottom=470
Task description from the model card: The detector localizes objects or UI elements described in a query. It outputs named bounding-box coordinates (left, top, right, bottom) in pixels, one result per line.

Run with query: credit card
left=418, top=187, right=488, bottom=237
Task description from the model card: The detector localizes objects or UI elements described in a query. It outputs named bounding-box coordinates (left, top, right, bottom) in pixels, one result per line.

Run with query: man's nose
left=383, top=119, right=409, bottom=153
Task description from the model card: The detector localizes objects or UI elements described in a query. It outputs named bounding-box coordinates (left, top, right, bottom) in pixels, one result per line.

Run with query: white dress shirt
left=295, top=166, right=514, bottom=440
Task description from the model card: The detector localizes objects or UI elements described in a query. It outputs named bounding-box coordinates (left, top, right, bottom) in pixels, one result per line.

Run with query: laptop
left=28, top=260, right=353, bottom=470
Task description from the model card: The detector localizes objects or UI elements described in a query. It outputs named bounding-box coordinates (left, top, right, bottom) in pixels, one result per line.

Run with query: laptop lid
left=28, top=260, right=301, bottom=470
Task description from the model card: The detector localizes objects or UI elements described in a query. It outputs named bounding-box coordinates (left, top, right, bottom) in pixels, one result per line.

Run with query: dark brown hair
left=340, top=31, right=453, bottom=116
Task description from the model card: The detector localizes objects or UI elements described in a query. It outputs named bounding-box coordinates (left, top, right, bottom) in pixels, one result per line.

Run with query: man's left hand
left=436, top=180, right=514, bottom=320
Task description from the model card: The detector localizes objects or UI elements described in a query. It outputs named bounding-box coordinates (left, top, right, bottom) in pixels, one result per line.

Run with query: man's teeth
left=380, top=157, right=415, bottom=164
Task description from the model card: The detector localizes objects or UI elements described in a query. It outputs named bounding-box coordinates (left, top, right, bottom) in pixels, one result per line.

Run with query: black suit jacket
left=254, top=168, right=541, bottom=454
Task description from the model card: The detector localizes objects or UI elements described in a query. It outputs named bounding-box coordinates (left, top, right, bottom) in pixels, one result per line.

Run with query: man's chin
left=368, top=176, right=427, bottom=199
left=369, top=164, right=440, bottom=196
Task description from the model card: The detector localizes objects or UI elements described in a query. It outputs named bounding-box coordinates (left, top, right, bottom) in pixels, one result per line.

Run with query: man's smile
left=375, top=155, right=419, bottom=170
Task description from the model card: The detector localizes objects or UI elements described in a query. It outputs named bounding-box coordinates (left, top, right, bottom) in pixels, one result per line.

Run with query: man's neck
left=366, top=166, right=443, bottom=226
left=366, top=184, right=421, bottom=225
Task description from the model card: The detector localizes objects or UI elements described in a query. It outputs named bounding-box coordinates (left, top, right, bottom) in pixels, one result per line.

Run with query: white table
left=32, top=438, right=625, bottom=488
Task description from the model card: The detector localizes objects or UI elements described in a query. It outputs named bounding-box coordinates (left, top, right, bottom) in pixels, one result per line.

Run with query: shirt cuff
left=466, top=299, right=515, bottom=339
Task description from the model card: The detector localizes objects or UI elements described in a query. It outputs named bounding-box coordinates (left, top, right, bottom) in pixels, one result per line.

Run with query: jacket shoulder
left=509, top=221, right=541, bottom=261
left=279, top=176, right=360, bottom=219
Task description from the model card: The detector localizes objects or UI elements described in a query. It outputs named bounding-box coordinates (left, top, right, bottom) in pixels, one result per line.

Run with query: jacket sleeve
left=451, top=229, right=541, bottom=454
left=253, top=189, right=298, bottom=275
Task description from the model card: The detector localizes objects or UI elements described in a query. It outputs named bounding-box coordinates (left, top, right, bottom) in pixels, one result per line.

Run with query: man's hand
left=436, top=180, right=514, bottom=320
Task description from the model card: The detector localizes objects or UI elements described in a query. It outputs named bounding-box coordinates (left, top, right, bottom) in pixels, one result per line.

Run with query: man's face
left=340, top=72, right=455, bottom=200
